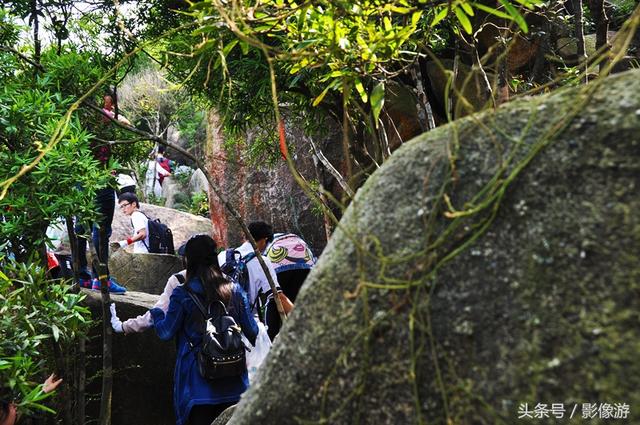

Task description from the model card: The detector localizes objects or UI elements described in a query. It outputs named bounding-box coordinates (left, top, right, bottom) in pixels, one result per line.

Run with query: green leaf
left=312, top=85, right=332, bottom=106
left=513, top=0, right=543, bottom=10
left=239, top=40, right=249, bottom=55
left=460, top=2, right=475, bottom=16
left=383, top=17, right=392, bottom=32
left=354, top=78, right=368, bottom=103
left=411, top=11, right=422, bottom=27
left=454, top=6, right=473, bottom=34
left=498, top=0, right=529, bottom=32
left=370, top=82, right=385, bottom=128
left=431, top=7, right=449, bottom=27
left=51, top=324, right=60, bottom=342
left=388, top=5, right=412, bottom=13
left=222, top=39, right=239, bottom=57
left=472, top=3, right=512, bottom=20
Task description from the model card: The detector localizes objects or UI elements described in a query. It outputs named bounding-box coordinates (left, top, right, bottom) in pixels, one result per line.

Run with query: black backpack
left=138, top=213, right=175, bottom=254
left=182, top=281, right=247, bottom=380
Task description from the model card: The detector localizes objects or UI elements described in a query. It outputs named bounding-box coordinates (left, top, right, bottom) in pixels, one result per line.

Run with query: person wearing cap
left=109, top=241, right=191, bottom=334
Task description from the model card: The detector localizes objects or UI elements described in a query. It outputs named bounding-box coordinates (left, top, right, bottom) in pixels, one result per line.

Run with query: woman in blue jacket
left=151, top=235, right=258, bottom=425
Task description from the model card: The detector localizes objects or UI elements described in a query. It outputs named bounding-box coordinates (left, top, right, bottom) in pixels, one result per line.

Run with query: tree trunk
left=531, top=26, right=551, bottom=83
left=449, top=40, right=460, bottom=119
left=52, top=341, right=73, bottom=425
left=65, top=217, right=80, bottom=289
left=410, top=61, right=436, bottom=131
left=31, top=0, right=41, bottom=65
left=590, top=0, right=610, bottom=72
left=90, top=229, right=113, bottom=425
left=572, top=0, right=588, bottom=82
left=76, top=335, right=87, bottom=425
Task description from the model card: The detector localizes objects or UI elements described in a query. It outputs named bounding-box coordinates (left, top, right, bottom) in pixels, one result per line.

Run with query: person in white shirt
left=112, top=193, right=149, bottom=253
left=218, top=221, right=294, bottom=319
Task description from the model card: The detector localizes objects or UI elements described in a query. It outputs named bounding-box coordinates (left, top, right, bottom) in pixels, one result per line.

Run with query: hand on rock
left=110, top=240, right=127, bottom=251
left=110, top=303, right=124, bottom=333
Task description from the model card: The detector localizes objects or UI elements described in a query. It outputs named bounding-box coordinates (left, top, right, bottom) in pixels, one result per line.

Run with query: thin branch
left=0, top=45, right=45, bottom=71
left=306, top=135, right=355, bottom=198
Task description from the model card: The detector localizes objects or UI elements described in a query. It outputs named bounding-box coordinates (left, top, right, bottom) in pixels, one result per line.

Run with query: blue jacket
left=150, top=278, right=258, bottom=425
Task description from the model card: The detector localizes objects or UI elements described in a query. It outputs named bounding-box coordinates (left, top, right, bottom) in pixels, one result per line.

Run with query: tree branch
left=0, top=45, right=45, bottom=71
left=306, top=135, right=355, bottom=198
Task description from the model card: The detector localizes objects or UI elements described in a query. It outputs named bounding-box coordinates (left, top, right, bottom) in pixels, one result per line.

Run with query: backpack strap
left=140, top=212, right=151, bottom=251
left=243, top=251, right=257, bottom=264
left=131, top=212, right=151, bottom=251
left=184, top=284, right=209, bottom=318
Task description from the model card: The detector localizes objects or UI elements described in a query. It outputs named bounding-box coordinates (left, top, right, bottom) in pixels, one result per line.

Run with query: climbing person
left=151, top=234, right=258, bottom=425
left=156, top=146, right=173, bottom=187
left=263, top=232, right=316, bottom=339
left=1, top=374, right=62, bottom=425
left=111, top=192, right=149, bottom=254
left=109, top=240, right=195, bottom=334
left=74, top=88, right=127, bottom=293
left=265, top=233, right=316, bottom=303
left=145, top=146, right=171, bottom=199
left=218, top=221, right=294, bottom=329
left=101, top=88, right=131, bottom=125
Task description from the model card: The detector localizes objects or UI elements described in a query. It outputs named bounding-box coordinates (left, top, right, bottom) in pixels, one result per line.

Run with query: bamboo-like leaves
left=370, top=82, right=385, bottom=127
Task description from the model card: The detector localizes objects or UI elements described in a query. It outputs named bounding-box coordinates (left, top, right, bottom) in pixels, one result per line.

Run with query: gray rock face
left=212, top=405, right=236, bottom=425
left=206, top=113, right=341, bottom=253
left=109, top=249, right=182, bottom=294
left=227, top=70, right=640, bottom=424
left=189, top=168, right=210, bottom=194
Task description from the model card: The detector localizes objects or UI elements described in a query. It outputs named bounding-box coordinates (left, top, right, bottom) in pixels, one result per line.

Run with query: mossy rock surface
left=229, top=70, right=640, bottom=425
left=83, top=290, right=176, bottom=425
left=109, top=249, right=182, bottom=294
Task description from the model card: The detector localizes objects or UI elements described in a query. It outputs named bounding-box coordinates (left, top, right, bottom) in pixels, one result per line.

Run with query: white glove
left=118, top=240, right=128, bottom=248
left=110, top=303, right=124, bottom=333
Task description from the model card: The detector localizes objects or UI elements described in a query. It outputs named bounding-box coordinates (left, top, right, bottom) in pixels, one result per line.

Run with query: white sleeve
left=122, top=272, right=184, bottom=333
left=131, top=211, right=147, bottom=233
left=156, top=165, right=171, bottom=177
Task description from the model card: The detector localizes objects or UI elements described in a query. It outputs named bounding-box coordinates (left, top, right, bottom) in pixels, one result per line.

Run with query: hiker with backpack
left=112, top=192, right=149, bottom=253
left=262, top=232, right=316, bottom=340
left=112, top=192, right=176, bottom=255
left=218, top=221, right=294, bottom=323
left=150, top=234, right=258, bottom=425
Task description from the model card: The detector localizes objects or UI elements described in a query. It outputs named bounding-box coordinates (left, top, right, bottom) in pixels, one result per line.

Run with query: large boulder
left=83, top=290, right=176, bottom=425
left=228, top=70, right=640, bottom=424
left=189, top=168, right=210, bottom=194
left=108, top=250, right=182, bottom=294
